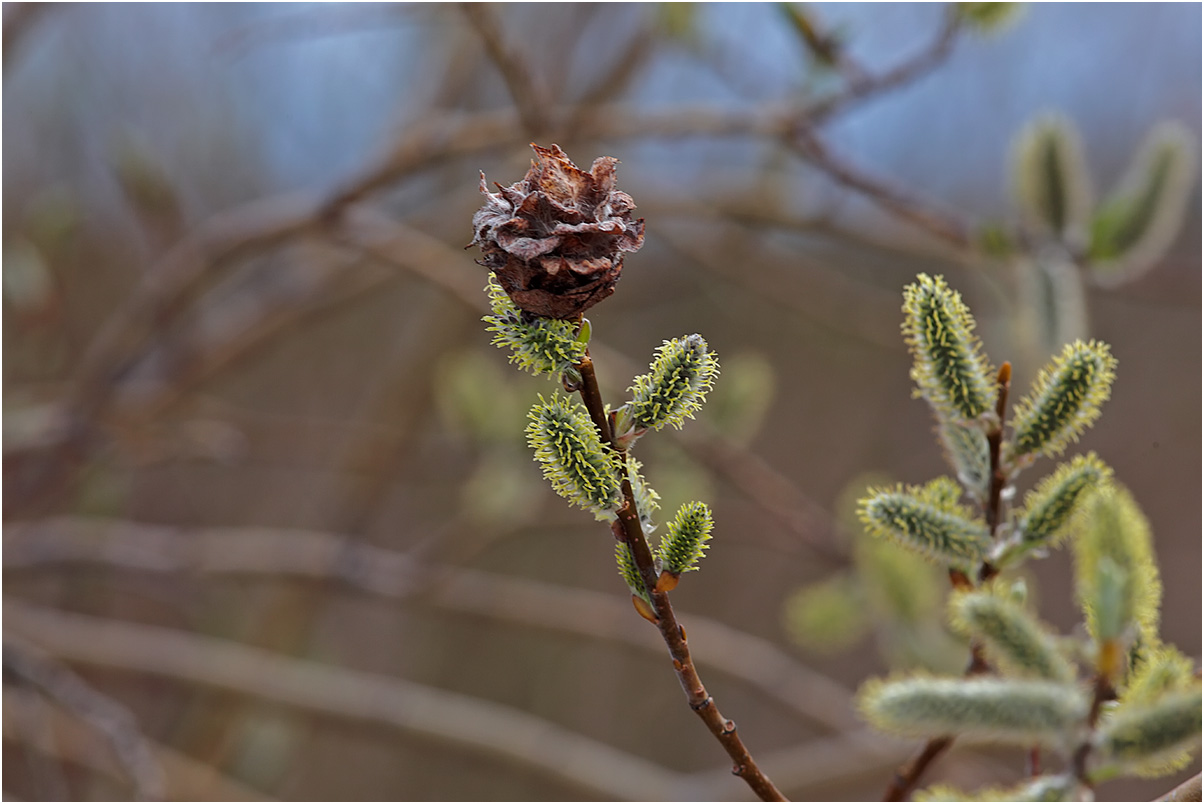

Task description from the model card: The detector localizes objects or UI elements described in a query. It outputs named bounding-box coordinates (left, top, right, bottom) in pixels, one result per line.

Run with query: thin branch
left=1158, top=772, right=1203, bottom=802
left=2, top=516, right=860, bottom=734
left=3, top=639, right=166, bottom=800
left=5, top=600, right=685, bottom=802
left=3, top=687, right=271, bottom=802
left=459, top=3, right=550, bottom=137
left=574, top=351, right=787, bottom=802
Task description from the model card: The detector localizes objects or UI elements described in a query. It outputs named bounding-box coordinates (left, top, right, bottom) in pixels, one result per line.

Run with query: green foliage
left=858, top=483, right=989, bottom=570
left=949, top=588, right=1074, bottom=682
left=1071, top=485, right=1161, bottom=645
left=526, top=394, right=622, bottom=517
left=629, top=334, right=720, bottom=431
left=956, top=2, right=1024, bottom=34
left=859, top=675, right=1087, bottom=747
left=483, top=277, right=588, bottom=376
left=917, top=774, right=1079, bottom=802
left=1097, top=687, right=1202, bottom=777
left=902, top=274, right=996, bottom=422
left=1015, top=452, right=1111, bottom=549
left=1010, top=113, right=1094, bottom=241
left=782, top=574, right=869, bottom=653
left=656, top=501, right=714, bottom=575
left=1008, top=339, right=1116, bottom=460
left=1088, top=121, right=1196, bottom=286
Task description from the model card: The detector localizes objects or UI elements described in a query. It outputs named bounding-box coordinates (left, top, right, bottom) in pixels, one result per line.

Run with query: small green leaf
left=902, top=274, right=996, bottom=423
left=859, top=675, right=1087, bottom=747
left=1008, top=339, right=1116, bottom=461
left=629, top=334, right=719, bottom=431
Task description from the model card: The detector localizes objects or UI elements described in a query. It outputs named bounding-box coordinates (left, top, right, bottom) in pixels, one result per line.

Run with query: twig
left=3, top=639, right=166, bottom=800
left=459, top=3, right=550, bottom=137
left=1157, top=772, right=1203, bottom=802
left=2, top=516, right=860, bottom=734
left=882, top=363, right=1012, bottom=801
left=574, top=350, right=787, bottom=802
left=3, top=2, right=53, bottom=72
left=3, top=687, right=271, bottom=801
left=5, top=600, right=686, bottom=802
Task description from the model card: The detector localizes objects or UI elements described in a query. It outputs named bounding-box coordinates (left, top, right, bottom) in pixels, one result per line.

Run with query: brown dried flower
left=471, top=143, right=645, bottom=320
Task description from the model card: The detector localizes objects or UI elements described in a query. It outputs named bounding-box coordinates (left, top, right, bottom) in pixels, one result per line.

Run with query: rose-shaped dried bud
left=471, top=143, right=645, bottom=320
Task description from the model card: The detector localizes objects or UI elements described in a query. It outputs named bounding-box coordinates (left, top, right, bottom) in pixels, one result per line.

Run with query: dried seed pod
left=471, top=144, right=645, bottom=319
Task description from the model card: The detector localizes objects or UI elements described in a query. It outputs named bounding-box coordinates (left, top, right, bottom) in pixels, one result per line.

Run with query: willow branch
left=459, top=3, right=549, bottom=136
left=1157, top=772, right=1203, bottom=802
left=575, top=351, right=786, bottom=802
left=5, top=601, right=684, bottom=802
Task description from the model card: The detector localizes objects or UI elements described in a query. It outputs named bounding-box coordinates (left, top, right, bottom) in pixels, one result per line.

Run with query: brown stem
left=575, top=348, right=787, bottom=803
left=882, top=363, right=1014, bottom=801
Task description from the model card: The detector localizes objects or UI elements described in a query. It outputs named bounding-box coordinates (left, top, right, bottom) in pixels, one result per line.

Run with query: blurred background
left=3, top=3, right=1199, bottom=801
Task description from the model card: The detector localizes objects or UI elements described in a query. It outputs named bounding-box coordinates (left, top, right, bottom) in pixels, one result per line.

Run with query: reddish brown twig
left=575, top=350, right=787, bottom=802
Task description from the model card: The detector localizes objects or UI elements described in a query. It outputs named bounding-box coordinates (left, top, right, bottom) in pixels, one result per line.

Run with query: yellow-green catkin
left=859, top=483, right=989, bottom=570
left=1009, top=339, right=1116, bottom=460
left=615, top=541, right=651, bottom=606
left=1011, top=113, right=1094, bottom=242
left=526, top=394, right=622, bottom=516
left=938, top=420, right=992, bottom=501
left=858, top=675, right=1087, bottom=747
left=483, top=277, right=587, bottom=375
left=956, top=2, right=1025, bottom=34
left=1089, top=121, right=1197, bottom=286
left=950, top=589, right=1074, bottom=682
left=917, top=774, right=1079, bottom=802
left=1071, top=485, right=1161, bottom=645
left=656, top=501, right=714, bottom=575
left=1097, top=686, right=1202, bottom=777
left=629, top=334, right=719, bottom=430
left=902, top=274, right=996, bottom=423
left=1016, top=452, right=1112, bottom=547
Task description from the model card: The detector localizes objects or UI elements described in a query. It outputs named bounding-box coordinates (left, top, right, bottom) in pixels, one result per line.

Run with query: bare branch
left=459, top=3, right=550, bottom=136
left=5, top=600, right=685, bottom=802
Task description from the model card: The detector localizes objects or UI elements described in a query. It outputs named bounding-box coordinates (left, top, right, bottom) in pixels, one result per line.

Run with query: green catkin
left=1122, top=646, right=1195, bottom=706
left=901, top=274, right=996, bottom=423
left=938, top=419, right=992, bottom=500
left=657, top=501, right=714, bottom=575
left=950, top=590, right=1074, bottom=682
left=1010, top=113, right=1094, bottom=240
left=917, top=774, right=1078, bottom=802
left=526, top=394, right=622, bottom=516
left=1016, top=452, right=1112, bottom=547
left=1009, top=339, right=1116, bottom=460
left=859, top=676, right=1087, bottom=747
left=859, top=484, right=990, bottom=570
left=1097, top=687, right=1202, bottom=777
left=483, top=277, right=587, bottom=375
left=615, top=541, right=651, bottom=605
left=626, top=457, right=660, bottom=533
left=955, top=2, right=1024, bottom=34
left=1071, top=485, right=1161, bottom=644
left=629, top=334, right=719, bottom=430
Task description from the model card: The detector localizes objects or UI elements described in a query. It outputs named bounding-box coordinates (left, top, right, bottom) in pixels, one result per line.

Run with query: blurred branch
left=2, top=3, right=53, bottom=73
left=5, top=600, right=686, bottom=802
left=1157, top=773, right=1203, bottom=802
left=3, top=639, right=166, bottom=800
left=459, top=3, right=549, bottom=136
left=4, top=516, right=859, bottom=734
left=3, top=687, right=270, bottom=801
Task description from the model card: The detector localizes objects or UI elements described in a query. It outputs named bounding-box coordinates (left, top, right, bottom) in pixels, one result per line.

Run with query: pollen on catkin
left=858, top=675, right=1087, bottom=748
left=901, top=274, right=996, bottom=423
left=859, top=483, right=990, bottom=570
left=657, top=501, right=714, bottom=576
left=1009, top=339, right=1116, bottom=460
left=526, top=394, right=622, bottom=516
left=615, top=541, right=651, bottom=605
left=950, top=589, right=1074, bottom=682
left=483, top=276, right=588, bottom=376
left=1016, top=452, right=1112, bottom=548
left=1097, top=687, right=1202, bottom=777
left=629, top=334, right=719, bottom=431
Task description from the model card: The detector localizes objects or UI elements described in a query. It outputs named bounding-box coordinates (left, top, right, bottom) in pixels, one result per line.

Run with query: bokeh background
left=3, top=3, right=1200, bottom=801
